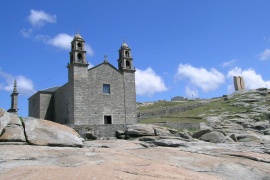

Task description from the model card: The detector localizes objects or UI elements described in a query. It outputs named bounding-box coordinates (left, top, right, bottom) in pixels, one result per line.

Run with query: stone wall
left=28, top=93, right=40, bottom=118
left=138, top=103, right=203, bottom=121
left=123, top=71, right=137, bottom=124
left=28, top=92, right=54, bottom=120
left=69, top=63, right=90, bottom=125
left=54, top=83, right=69, bottom=124
left=87, top=63, right=137, bottom=125
left=153, top=122, right=200, bottom=130
left=70, top=124, right=128, bottom=138
left=39, top=93, right=53, bottom=120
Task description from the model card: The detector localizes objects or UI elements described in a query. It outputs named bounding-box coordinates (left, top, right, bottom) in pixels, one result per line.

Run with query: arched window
left=125, top=51, right=129, bottom=57
left=126, top=61, right=130, bottom=68
left=77, top=43, right=82, bottom=50
left=77, top=53, right=82, bottom=61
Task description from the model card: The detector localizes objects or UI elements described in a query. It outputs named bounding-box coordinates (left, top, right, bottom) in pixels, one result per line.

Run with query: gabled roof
left=39, top=86, right=60, bottom=93
left=88, top=61, right=122, bottom=74
left=28, top=86, right=61, bottom=100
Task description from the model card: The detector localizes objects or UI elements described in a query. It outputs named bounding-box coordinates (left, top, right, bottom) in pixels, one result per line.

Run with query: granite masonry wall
left=28, top=93, right=40, bottom=118
left=54, top=83, right=69, bottom=124
left=87, top=63, right=126, bottom=125
left=39, top=93, right=54, bottom=120
left=28, top=92, right=53, bottom=120
left=123, top=71, right=137, bottom=124
left=70, top=63, right=89, bottom=125
left=71, top=124, right=128, bottom=138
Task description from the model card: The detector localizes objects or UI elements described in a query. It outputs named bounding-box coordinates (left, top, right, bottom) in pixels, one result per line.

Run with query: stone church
left=28, top=33, right=137, bottom=125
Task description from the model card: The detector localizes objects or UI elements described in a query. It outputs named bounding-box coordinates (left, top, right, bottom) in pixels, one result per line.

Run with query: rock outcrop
left=0, top=108, right=10, bottom=134
left=0, top=109, right=83, bottom=147
left=125, top=124, right=187, bottom=138
left=1, top=140, right=270, bottom=179
left=199, top=131, right=226, bottom=143
left=23, top=117, right=83, bottom=147
left=0, top=109, right=26, bottom=143
left=125, top=124, right=156, bottom=137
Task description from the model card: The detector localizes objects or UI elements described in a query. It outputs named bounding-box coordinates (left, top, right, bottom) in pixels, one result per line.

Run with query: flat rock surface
left=0, top=140, right=269, bottom=179
left=23, top=117, right=83, bottom=147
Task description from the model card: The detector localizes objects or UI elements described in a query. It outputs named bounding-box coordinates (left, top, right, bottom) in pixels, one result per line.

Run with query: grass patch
left=173, top=98, right=252, bottom=118
left=138, top=101, right=198, bottom=112
left=139, top=117, right=205, bottom=124
left=138, top=98, right=254, bottom=124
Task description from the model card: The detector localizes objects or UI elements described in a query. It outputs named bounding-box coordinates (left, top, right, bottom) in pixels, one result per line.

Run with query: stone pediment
left=88, top=61, right=122, bottom=74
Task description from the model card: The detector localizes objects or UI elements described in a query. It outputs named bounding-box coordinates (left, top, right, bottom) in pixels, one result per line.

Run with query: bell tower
left=118, top=41, right=135, bottom=71
left=67, top=32, right=89, bottom=125
left=117, top=41, right=137, bottom=124
left=69, top=32, right=87, bottom=64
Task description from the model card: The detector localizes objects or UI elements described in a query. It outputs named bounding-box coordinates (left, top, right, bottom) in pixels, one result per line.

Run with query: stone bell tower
left=69, top=32, right=87, bottom=64
left=118, top=41, right=137, bottom=124
left=67, top=32, right=89, bottom=125
left=8, top=80, right=19, bottom=114
left=118, top=40, right=134, bottom=71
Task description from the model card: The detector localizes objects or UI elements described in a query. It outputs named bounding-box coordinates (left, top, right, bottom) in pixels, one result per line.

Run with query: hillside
left=138, top=88, right=270, bottom=130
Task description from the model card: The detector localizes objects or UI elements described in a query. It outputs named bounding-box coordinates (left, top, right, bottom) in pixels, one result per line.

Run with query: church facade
left=28, top=33, right=137, bottom=125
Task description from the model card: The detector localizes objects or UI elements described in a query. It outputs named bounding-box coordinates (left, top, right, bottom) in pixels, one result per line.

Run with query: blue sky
left=1, top=1, right=270, bottom=117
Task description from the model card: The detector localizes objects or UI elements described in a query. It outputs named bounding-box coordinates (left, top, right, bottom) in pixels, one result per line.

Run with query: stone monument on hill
left=7, top=80, right=19, bottom=114
left=233, top=76, right=245, bottom=91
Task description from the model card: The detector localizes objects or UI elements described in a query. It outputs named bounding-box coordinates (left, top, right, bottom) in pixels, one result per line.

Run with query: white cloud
left=222, top=59, right=236, bottom=67
left=20, top=28, right=33, bottom=38
left=176, top=64, right=225, bottom=92
left=85, top=44, right=94, bottom=56
left=258, top=48, right=270, bottom=61
left=35, top=34, right=50, bottom=43
left=185, top=86, right=199, bottom=99
left=44, top=33, right=94, bottom=56
left=0, top=70, right=35, bottom=95
left=28, top=9, right=56, bottom=27
left=227, top=67, right=270, bottom=89
left=47, top=33, right=73, bottom=50
left=135, top=68, right=168, bottom=97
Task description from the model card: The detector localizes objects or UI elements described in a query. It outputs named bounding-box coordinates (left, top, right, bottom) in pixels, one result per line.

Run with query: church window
left=126, top=61, right=130, bottom=68
left=104, top=115, right=112, bottom=124
left=103, top=84, right=110, bottom=94
left=125, top=51, right=129, bottom=57
left=77, top=43, right=82, bottom=50
left=77, top=53, right=82, bottom=60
